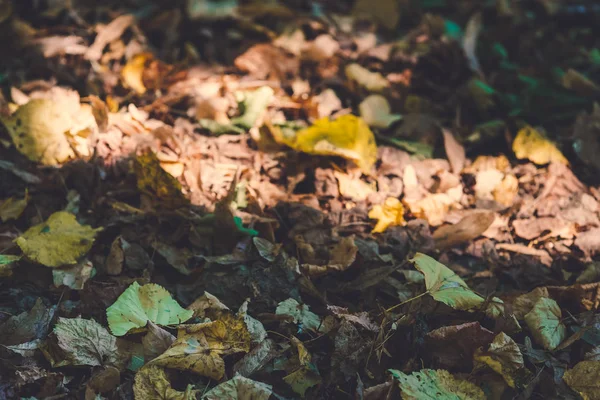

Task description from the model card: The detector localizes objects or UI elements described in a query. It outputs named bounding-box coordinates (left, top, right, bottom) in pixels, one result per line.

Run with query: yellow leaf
left=15, top=211, right=100, bottom=268
left=1, top=99, right=75, bottom=165
left=563, top=361, right=600, bottom=400
left=0, top=190, right=28, bottom=222
left=134, top=365, right=197, bottom=400
left=276, top=115, right=377, bottom=173
left=149, top=314, right=251, bottom=379
left=121, top=53, right=150, bottom=95
left=134, top=152, right=188, bottom=208
left=368, top=197, right=405, bottom=233
left=512, top=126, right=568, bottom=165
left=334, top=171, right=375, bottom=201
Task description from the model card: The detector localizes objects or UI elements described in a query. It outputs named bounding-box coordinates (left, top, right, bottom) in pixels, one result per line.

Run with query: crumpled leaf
left=15, top=211, right=100, bottom=268
left=274, top=114, right=377, bottom=173
left=359, top=95, right=402, bottom=128
left=389, top=369, right=486, bottom=400
left=524, top=297, right=566, bottom=351
left=149, top=314, right=251, bottom=379
left=52, top=259, right=94, bottom=290
left=0, top=191, right=28, bottom=222
left=283, top=337, right=322, bottom=397
left=368, top=197, right=406, bottom=233
left=411, top=253, right=484, bottom=310
left=474, top=332, right=532, bottom=389
left=276, top=298, right=322, bottom=333
left=106, top=282, right=193, bottom=336
left=203, top=375, right=272, bottom=400
left=512, top=126, right=568, bottom=165
left=563, top=360, right=600, bottom=400
left=121, top=53, right=150, bottom=94
left=43, top=318, right=118, bottom=367
left=134, top=365, right=197, bottom=400
left=345, top=64, right=389, bottom=91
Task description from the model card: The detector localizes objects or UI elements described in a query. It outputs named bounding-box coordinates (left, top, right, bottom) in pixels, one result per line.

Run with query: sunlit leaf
left=512, top=126, right=568, bottom=165
left=134, top=152, right=188, bottom=208
left=368, top=197, right=405, bottom=233
left=524, top=297, right=566, bottom=351
left=389, top=368, right=486, bottom=400
left=274, top=114, right=377, bottom=173
left=149, top=314, right=251, bottom=379
left=121, top=53, right=150, bottom=94
left=15, top=211, right=100, bottom=268
left=106, top=282, right=193, bottom=336
left=411, top=253, right=484, bottom=310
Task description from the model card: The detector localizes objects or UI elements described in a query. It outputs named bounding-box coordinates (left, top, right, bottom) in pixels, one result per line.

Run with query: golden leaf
left=121, top=53, right=151, bottom=95
left=368, top=197, right=405, bottom=233
left=134, top=152, right=188, bottom=208
left=0, top=190, right=28, bottom=222
left=512, top=126, right=568, bottom=165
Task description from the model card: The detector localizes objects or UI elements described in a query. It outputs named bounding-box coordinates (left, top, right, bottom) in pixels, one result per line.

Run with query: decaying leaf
left=512, top=287, right=550, bottom=319
left=368, top=197, right=406, bottom=233
left=389, top=369, right=486, bottom=400
left=273, top=114, right=377, bottom=173
left=134, top=365, right=197, bottom=400
left=52, top=259, right=94, bottom=290
left=345, top=64, right=389, bottom=92
left=433, top=211, right=495, bottom=249
left=142, top=321, right=176, bottom=361
left=411, top=253, right=484, bottom=310
left=203, top=375, right=273, bottom=400
left=149, top=314, right=251, bottom=379
left=0, top=190, right=28, bottom=222
left=15, top=211, right=100, bottom=268
left=276, top=298, right=322, bottom=333
left=42, top=318, right=118, bottom=367
left=0, top=298, right=55, bottom=346
left=474, top=332, right=532, bottom=389
left=512, top=126, right=568, bottom=165
left=524, top=297, right=566, bottom=351
left=563, top=360, right=600, bottom=400
left=106, top=282, right=193, bottom=336
left=283, top=337, right=322, bottom=397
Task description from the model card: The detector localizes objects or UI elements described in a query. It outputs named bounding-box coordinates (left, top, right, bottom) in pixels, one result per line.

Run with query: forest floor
left=2, top=1, right=600, bottom=399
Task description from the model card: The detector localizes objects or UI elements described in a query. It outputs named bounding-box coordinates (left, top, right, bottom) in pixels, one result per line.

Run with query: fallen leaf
left=276, top=298, right=322, bottom=333
left=512, top=126, right=568, bottom=165
left=233, top=338, right=278, bottom=377
left=368, top=197, right=406, bottom=233
left=134, top=365, right=197, bottom=400
left=234, top=44, right=299, bottom=80
left=1, top=99, right=74, bottom=165
left=274, top=114, right=378, bottom=173
left=134, top=151, right=188, bottom=208
left=463, top=13, right=483, bottom=76
left=425, top=322, right=495, bottom=369
left=203, top=375, right=273, bottom=400
left=563, top=361, right=600, bottom=400
left=411, top=253, right=484, bottom=310
left=512, top=287, right=550, bottom=319
left=345, top=64, right=389, bottom=92
left=0, top=190, right=28, bottom=222
left=493, top=174, right=519, bottom=207
left=443, top=129, right=466, bottom=174
left=152, top=242, right=194, bottom=275
left=389, top=369, right=486, bottom=400
left=512, top=217, right=575, bottom=240
left=42, top=318, right=118, bottom=367
left=231, top=86, right=274, bottom=129
left=52, top=259, right=94, bottom=290
left=359, top=95, right=401, bottom=128
left=142, top=321, right=175, bottom=361
left=0, top=255, right=20, bottom=277
left=474, top=332, right=532, bottom=389
left=334, top=171, right=375, bottom=201
left=433, top=211, right=495, bottom=249
left=524, top=297, right=566, bottom=351
left=86, top=14, right=135, bottom=61
left=149, top=314, right=251, bottom=379
left=562, top=68, right=599, bottom=96
left=106, top=281, right=194, bottom=336
left=0, top=298, right=55, bottom=346
left=15, top=211, right=100, bottom=268
left=283, top=337, right=322, bottom=397
left=122, top=53, right=151, bottom=94
left=187, top=291, right=230, bottom=319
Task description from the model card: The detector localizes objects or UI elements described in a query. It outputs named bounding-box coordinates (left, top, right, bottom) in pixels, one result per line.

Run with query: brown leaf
left=443, top=129, right=465, bottom=173
left=512, top=217, right=575, bottom=240
left=86, top=15, right=135, bottom=61
left=235, top=44, right=299, bottom=80
left=425, top=322, right=495, bottom=369
left=433, top=211, right=495, bottom=249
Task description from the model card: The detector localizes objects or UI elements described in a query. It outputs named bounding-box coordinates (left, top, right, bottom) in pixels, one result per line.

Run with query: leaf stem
left=384, top=290, right=430, bottom=314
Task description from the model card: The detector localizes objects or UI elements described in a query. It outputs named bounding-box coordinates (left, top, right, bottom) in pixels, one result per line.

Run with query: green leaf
left=276, top=298, right=322, bottom=333
left=411, top=253, right=484, bottom=310
left=524, top=297, right=566, bottom=351
left=106, top=282, right=193, bottom=336
left=203, top=375, right=272, bottom=400
left=45, top=318, right=118, bottom=367
left=231, top=86, right=274, bottom=129
left=0, top=254, right=21, bottom=277
left=389, top=369, right=485, bottom=400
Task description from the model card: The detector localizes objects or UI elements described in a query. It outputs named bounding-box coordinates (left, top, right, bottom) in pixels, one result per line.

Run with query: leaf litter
left=3, top=1, right=600, bottom=399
